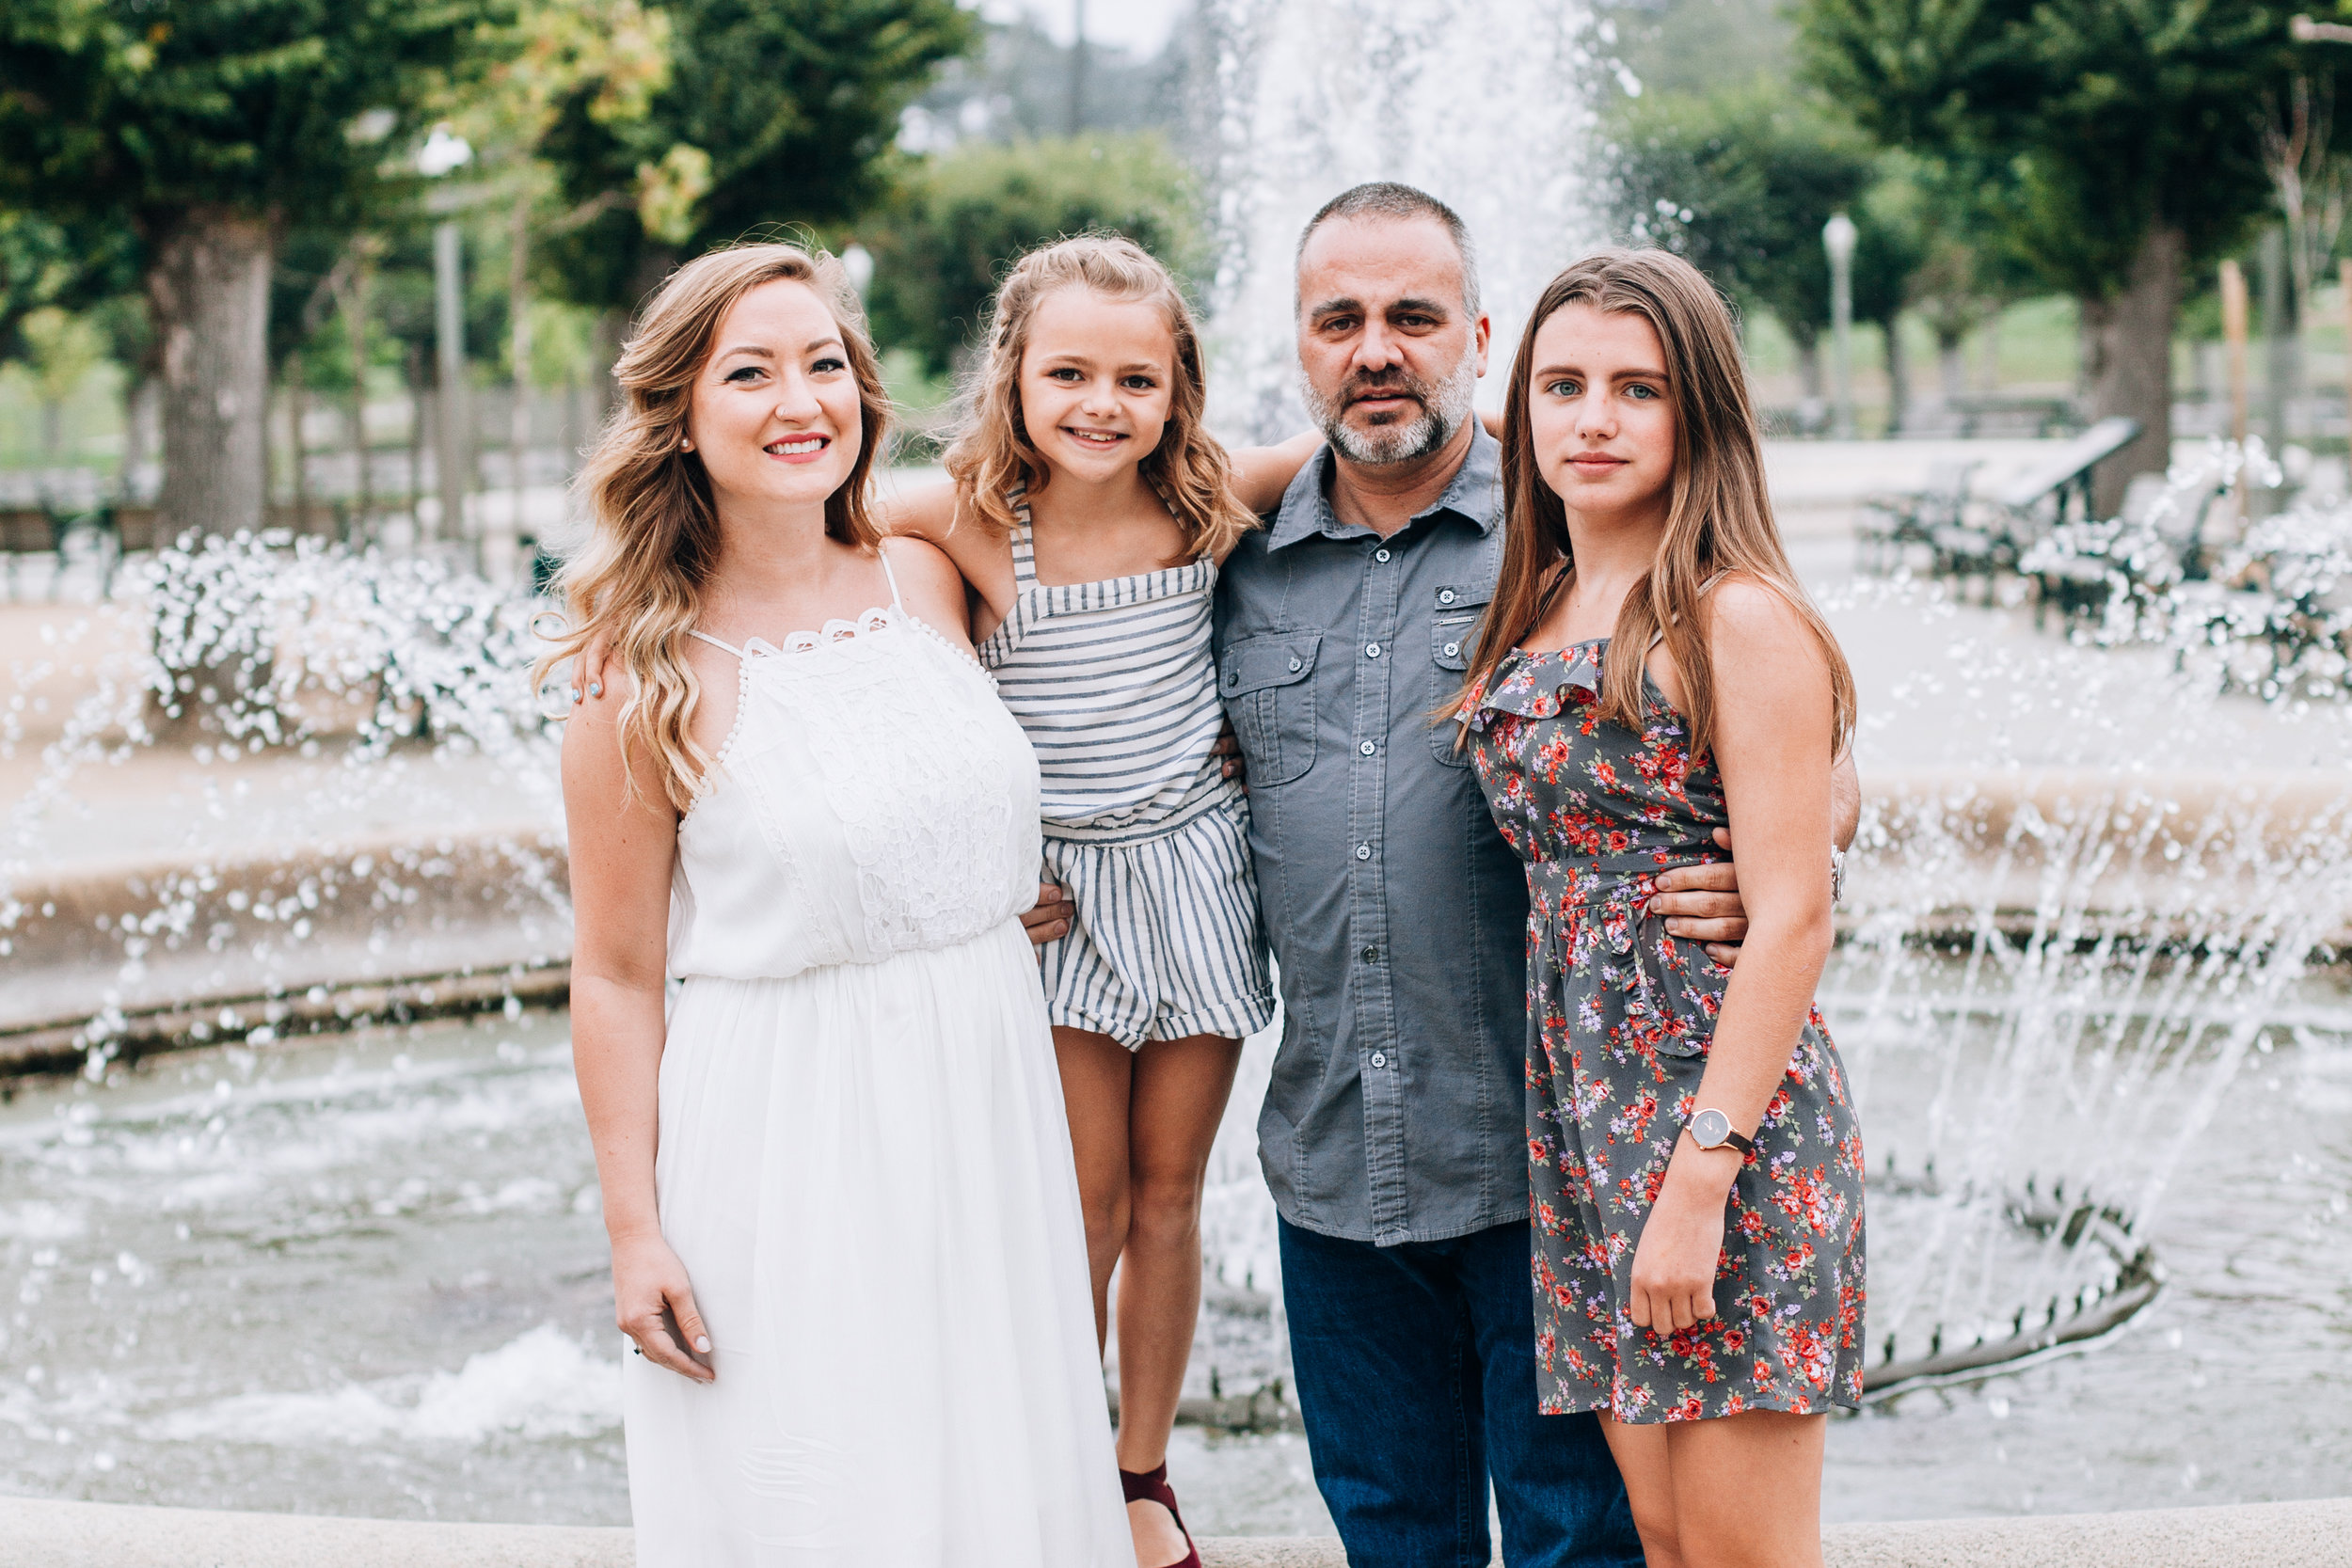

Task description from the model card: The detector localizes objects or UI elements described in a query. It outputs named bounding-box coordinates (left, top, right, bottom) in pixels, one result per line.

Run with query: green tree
left=1611, top=87, right=1881, bottom=404
left=1797, top=0, right=2339, bottom=509
left=861, top=134, right=1206, bottom=376
left=0, top=0, right=509, bottom=535
left=535, top=0, right=976, bottom=316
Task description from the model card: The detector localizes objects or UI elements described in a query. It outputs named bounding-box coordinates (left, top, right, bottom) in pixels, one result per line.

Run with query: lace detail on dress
left=760, top=607, right=898, bottom=656
left=732, top=620, right=1030, bottom=963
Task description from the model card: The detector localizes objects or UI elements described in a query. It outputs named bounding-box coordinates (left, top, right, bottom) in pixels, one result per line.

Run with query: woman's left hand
left=1627, top=1147, right=1739, bottom=1331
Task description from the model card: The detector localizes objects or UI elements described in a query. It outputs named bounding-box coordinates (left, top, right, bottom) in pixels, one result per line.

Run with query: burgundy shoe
left=1119, top=1461, right=1203, bottom=1568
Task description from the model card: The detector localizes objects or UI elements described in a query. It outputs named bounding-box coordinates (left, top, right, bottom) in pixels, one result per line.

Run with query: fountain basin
left=0, top=826, right=568, bottom=1073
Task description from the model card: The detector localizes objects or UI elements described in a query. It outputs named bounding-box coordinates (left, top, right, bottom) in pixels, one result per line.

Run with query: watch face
left=1690, top=1108, right=1730, bottom=1148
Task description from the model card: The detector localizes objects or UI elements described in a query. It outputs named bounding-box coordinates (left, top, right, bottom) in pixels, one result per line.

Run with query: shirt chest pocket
left=1219, top=631, right=1321, bottom=788
left=1428, top=586, right=1491, bottom=768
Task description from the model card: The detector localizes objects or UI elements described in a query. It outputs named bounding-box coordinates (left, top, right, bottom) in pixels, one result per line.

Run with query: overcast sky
left=975, top=0, right=1187, bottom=56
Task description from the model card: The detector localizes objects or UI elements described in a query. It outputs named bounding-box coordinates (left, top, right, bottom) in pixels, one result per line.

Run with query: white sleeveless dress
left=620, top=557, right=1135, bottom=1568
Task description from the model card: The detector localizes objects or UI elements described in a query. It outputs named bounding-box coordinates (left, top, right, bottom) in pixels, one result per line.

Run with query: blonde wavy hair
left=943, top=233, right=1254, bottom=560
left=534, top=241, right=891, bottom=814
left=1463, top=247, right=1855, bottom=762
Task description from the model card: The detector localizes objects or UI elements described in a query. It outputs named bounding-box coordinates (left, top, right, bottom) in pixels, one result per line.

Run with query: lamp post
left=840, top=242, right=875, bottom=299
left=419, top=126, right=475, bottom=555
left=1823, top=211, right=1858, bottom=440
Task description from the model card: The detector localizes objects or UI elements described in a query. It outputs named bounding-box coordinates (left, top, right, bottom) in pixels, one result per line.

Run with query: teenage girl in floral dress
left=1453, top=248, right=1867, bottom=1567
left=885, top=235, right=1314, bottom=1568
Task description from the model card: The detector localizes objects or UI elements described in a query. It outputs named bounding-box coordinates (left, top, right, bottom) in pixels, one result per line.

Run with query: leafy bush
left=861, top=134, right=1206, bottom=377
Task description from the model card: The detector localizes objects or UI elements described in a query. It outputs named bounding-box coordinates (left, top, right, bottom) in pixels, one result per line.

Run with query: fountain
left=3, top=0, right=2351, bottom=1548
left=1194, top=0, right=1613, bottom=438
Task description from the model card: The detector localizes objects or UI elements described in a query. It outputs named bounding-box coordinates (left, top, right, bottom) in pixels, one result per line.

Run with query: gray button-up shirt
left=1214, top=424, right=1527, bottom=1246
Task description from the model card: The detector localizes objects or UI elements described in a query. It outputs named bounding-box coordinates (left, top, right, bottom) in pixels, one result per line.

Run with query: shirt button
left=1288, top=657, right=1303, bottom=673
left=1375, top=548, right=1391, bottom=562
left=1370, top=1052, right=1388, bottom=1069
left=1443, top=641, right=1460, bottom=657
left=1359, top=739, right=1377, bottom=756
left=1226, top=670, right=1239, bottom=687
left=1360, top=944, right=1380, bottom=962
left=1355, top=843, right=1372, bottom=860
left=1365, top=642, right=1381, bottom=658
left=1438, top=589, right=1456, bottom=605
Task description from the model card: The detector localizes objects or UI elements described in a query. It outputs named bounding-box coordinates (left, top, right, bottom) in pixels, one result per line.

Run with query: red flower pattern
left=1465, top=641, right=1867, bottom=1423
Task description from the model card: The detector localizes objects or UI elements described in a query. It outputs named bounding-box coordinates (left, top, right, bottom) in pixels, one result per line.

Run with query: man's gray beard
left=1303, top=351, right=1480, bottom=467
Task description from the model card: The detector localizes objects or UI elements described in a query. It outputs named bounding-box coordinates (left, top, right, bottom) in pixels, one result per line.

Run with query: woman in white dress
left=543, top=242, right=1136, bottom=1567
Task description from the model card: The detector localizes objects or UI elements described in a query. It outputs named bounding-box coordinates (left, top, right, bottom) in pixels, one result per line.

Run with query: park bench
left=1854, top=458, right=1980, bottom=575
left=1897, top=393, right=2081, bottom=439
left=1916, top=417, right=2141, bottom=598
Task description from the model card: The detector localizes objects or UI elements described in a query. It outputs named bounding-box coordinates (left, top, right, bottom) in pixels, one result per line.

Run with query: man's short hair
left=1295, top=182, right=1481, bottom=318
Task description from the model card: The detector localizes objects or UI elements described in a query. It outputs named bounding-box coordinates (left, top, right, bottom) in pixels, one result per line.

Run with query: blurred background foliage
left=5, top=0, right=2352, bottom=509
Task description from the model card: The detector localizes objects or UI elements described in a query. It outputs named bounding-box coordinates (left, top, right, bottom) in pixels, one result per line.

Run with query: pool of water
left=1, top=972, right=2347, bottom=1530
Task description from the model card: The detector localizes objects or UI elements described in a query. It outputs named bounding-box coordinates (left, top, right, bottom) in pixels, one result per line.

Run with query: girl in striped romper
left=887, top=234, right=1316, bottom=1568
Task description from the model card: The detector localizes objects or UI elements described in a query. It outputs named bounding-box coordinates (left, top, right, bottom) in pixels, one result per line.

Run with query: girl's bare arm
left=876, top=481, right=1015, bottom=635
left=561, top=684, right=714, bottom=1383
left=1228, top=430, right=1326, bottom=515
left=1629, top=578, right=1838, bottom=1333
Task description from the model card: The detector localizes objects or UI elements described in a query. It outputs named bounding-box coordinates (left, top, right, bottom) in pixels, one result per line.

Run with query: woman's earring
left=586, top=681, right=604, bottom=699
left=679, top=437, right=693, bottom=451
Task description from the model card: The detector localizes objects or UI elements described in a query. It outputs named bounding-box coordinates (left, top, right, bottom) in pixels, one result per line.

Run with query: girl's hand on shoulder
left=879, top=535, right=977, bottom=653
left=611, top=1229, right=715, bottom=1384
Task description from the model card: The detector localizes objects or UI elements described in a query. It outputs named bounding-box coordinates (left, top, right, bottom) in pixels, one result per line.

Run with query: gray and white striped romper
left=978, top=496, right=1275, bottom=1050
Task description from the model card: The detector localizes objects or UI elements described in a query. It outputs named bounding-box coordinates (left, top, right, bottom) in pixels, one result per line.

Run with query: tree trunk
left=1938, top=332, right=1967, bottom=403
left=405, top=344, right=428, bottom=533
left=287, top=354, right=311, bottom=535
left=340, top=253, right=375, bottom=535
left=119, top=372, right=151, bottom=503
left=1793, top=326, right=1823, bottom=401
left=587, top=309, right=624, bottom=436
left=145, top=207, right=277, bottom=538
left=2080, top=223, right=2184, bottom=518
left=509, top=196, right=534, bottom=564
left=1880, top=317, right=1910, bottom=436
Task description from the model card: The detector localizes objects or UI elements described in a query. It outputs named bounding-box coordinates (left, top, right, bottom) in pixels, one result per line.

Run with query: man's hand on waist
left=1022, top=880, right=1073, bottom=946
left=1650, top=828, right=1746, bottom=966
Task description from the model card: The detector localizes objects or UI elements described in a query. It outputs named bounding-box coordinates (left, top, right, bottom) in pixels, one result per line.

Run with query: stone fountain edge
left=1, top=1493, right=2347, bottom=1567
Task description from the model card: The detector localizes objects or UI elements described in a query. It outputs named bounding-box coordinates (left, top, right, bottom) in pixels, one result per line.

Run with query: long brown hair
left=1461, top=247, right=1855, bottom=762
left=943, top=233, right=1254, bottom=560
left=534, top=242, right=892, bottom=812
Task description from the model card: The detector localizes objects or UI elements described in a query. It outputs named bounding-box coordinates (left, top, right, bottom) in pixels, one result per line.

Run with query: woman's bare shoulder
left=1702, top=573, right=1810, bottom=641
left=879, top=536, right=977, bottom=646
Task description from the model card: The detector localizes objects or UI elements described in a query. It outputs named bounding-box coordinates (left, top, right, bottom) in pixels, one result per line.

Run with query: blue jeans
left=1279, top=1216, right=1642, bottom=1568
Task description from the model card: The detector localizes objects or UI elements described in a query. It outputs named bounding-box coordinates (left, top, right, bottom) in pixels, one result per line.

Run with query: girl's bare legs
left=1057, top=1027, right=1135, bottom=1346
left=1600, top=1408, right=1827, bottom=1568
left=1055, top=1025, right=1244, bottom=1568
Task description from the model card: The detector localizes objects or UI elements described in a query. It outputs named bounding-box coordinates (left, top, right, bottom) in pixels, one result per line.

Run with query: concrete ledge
left=2, top=1496, right=2348, bottom=1567
left=0, top=1497, right=631, bottom=1568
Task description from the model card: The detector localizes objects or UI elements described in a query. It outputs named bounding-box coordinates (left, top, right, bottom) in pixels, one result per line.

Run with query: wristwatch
left=1687, top=1107, right=1754, bottom=1158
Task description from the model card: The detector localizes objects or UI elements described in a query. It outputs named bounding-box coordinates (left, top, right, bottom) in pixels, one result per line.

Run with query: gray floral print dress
left=1460, top=639, right=1867, bottom=1422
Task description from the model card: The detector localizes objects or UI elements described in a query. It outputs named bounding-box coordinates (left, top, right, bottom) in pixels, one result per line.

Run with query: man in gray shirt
left=1213, top=183, right=1857, bottom=1565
